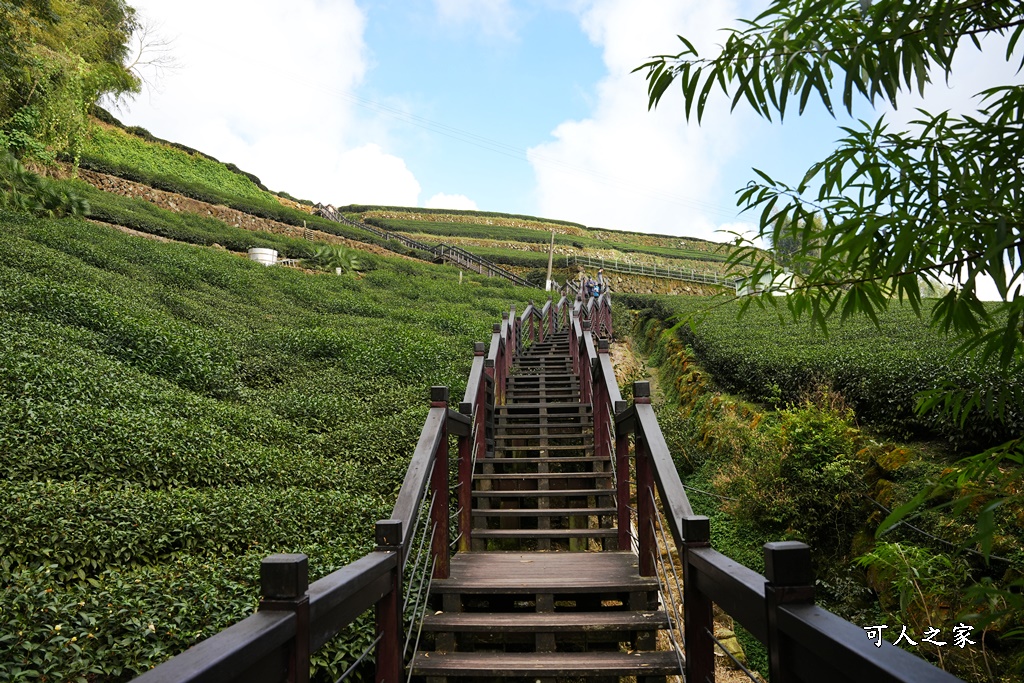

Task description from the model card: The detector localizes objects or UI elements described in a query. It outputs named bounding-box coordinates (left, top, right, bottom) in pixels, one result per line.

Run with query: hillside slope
left=0, top=208, right=522, bottom=681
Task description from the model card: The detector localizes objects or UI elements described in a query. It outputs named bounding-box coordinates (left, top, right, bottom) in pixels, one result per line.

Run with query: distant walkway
left=569, top=253, right=740, bottom=288
left=315, top=204, right=531, bottom=287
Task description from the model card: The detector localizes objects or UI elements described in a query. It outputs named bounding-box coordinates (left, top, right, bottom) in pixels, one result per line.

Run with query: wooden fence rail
left=134, top=293, right=963, bottom=683
left=609, top=377, right=965, bottom=683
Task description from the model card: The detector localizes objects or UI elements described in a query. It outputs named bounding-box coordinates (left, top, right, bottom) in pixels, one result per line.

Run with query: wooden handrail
left=615, top=379, right=966, bottom=683
left=135, top=551, right=399, bottom=683
left=388, top=388, right=449, bottom=557
left=133, top=293, right=961, bottom=683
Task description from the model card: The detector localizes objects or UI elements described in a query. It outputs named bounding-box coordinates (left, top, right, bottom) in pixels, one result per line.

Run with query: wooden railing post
left=615, top=424, right=631, bottom=552
left=502, top=311, right=513, bottom=379
left=430, top=387, right=450, bottom=579
left=459, top=343, right=485, bottom=553
left=483, top=358, right=496, bottom=459
left=259, top=554, right=310, bottom=683
left=681, top=516, right=714, bottom=683
left=603, top=296, right=613, bottom=339
left=490, top=323, right=503, bottom=405
left=569, top=312, right=580, bottom=377
left=580, top=320, right=593, bottom=405
left=594, top=339, right=611, bottom=462
left=375, top=520, right=403, bottom=683
left=764, top=541, right=815, bottom=683
left=633, top=381, right=655, bottom=577
left=508, top=305, right=517, bottom=358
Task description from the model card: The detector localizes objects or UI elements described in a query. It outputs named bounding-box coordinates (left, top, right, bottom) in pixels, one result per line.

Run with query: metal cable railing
left=314, top=205, right=531, bottom=287
left=333, top=633, right=383, bottom=683
left=648, top=489, right=687, bottom=675
left=570, top=254, right=741, bottom=288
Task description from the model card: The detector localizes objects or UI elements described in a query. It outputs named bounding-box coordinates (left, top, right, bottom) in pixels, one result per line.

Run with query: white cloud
left=110, top=0, right=423, bottom=205
left=433, top=0, right=518, bottom=39
left=425, top=193, right=479, bottom=210
left=880, top=33, right=1024, bottom=126
left=528, top=0, right=760, bottom=240
left=333, top=144, right=421, bottom=206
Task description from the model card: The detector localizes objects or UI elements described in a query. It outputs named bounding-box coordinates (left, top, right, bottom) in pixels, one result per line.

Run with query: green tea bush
left=372, top=216, right=729, bottom=264
left=636, top=295, right=1022, bottom=450
left=75, top=126, right=374, bottom=245
left=81, top=126, right=268, bottom=202
left=0, top=209, right=526, bottom=680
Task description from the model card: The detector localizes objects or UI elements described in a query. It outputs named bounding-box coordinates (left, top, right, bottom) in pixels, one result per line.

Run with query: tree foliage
left=637, top=0, right=1023, bottom=387
left=637, top=0, right=1024, bottom=640
left=0, top=0, right=139, bottom=160
left=1, top=151, right=88, bottom=216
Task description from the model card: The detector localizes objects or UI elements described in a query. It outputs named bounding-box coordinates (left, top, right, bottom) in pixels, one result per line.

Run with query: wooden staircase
left=410, top=330, right=682, bottom=682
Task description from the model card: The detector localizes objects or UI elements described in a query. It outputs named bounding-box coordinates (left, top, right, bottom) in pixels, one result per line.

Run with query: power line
left=247, top=57, right=745, bottom=221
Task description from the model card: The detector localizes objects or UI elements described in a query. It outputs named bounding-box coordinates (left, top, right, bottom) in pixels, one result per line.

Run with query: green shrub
left=0, top=210, right=525, bottom=680
left=635, top=295, right=1023, bottom=449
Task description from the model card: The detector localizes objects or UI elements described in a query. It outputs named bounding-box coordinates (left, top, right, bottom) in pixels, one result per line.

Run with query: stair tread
left=472, top=507, right=617, bottom=517
left=497, top=403, right=591, bottom=410
left=472, top=489, right=613, bottom=497
left=431, top=552, right=656, bottom=593
left=474, top=472, right=611, bottom=480
left=493, top=436, right=593, bottom=440
left=421, top=610, right=670, bottom=632
left=482, top=457, right=605, bottom=464
left=493, top=442, right=594, bottom=449
left=410, top=650, right=681, bottom=676
left=472, top=528, right=617, bottom=539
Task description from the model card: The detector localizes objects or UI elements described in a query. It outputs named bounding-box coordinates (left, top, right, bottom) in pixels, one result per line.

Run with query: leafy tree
left=309, top=243, right=365, bottom=274
left=0, top=0, right=139, bottom=160
left=637, top=0, right=1023, bottom=650
left=0, top=150, right=89, bottom=216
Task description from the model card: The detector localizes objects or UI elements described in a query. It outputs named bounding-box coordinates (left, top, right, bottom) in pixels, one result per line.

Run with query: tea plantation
left=627, top=294, right=1023, bottom=450
left=0, top=209, right=523, bottom=681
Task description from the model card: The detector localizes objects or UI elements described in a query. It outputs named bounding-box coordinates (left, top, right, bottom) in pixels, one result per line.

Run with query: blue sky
left=114, top=0, right=1020, bottom=247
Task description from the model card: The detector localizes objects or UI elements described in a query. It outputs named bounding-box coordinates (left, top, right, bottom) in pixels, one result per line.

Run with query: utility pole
left=545, top=230, right=555, bottom=291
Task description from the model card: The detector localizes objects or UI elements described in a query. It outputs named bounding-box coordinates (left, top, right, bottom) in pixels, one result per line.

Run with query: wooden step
left=482, top=456, right=605, bottom=464
left=494, top=433, right=593, bottom=441
left=495, top=432, right=593, bottom=438
left=506, top=392, right=579, bottom=400
left=420, top=610, right=669, bottom=633
left=472, top=528, right=617, bottom=540
left=471, top=507, right=617, bottom=517
left=492, top=444, right=595, bottom=454
left=497, top=403, right=591, bottom=412
left=494, top=423, right=591, bottom=431
left=506, top=378, right=578, bottom=386
left=409, top=651, right=682, bottom=677
left=473, top=489, right=612, bottom=498
left=474, top=472, right=612, bottom=481
left=431, top=552, right=656, bottom=594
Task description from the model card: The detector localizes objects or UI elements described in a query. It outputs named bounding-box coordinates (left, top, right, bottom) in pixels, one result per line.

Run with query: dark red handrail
left=135, top=293, right=963, bottom=683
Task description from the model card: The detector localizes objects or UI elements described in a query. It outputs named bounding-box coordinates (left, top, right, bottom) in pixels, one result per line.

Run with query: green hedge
left=630, top=294, right=1022, bottom=449
left=77, top=182, right=319, bottom=259
left=340, top=204, right=587, bottom=229
left=0, top=210, right=526, bottom=681
left=371, top=216, right=729, bottom=264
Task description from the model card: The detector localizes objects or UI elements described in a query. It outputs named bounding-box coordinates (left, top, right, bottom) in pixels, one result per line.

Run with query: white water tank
left=248, top=248, right=278, bottom=266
